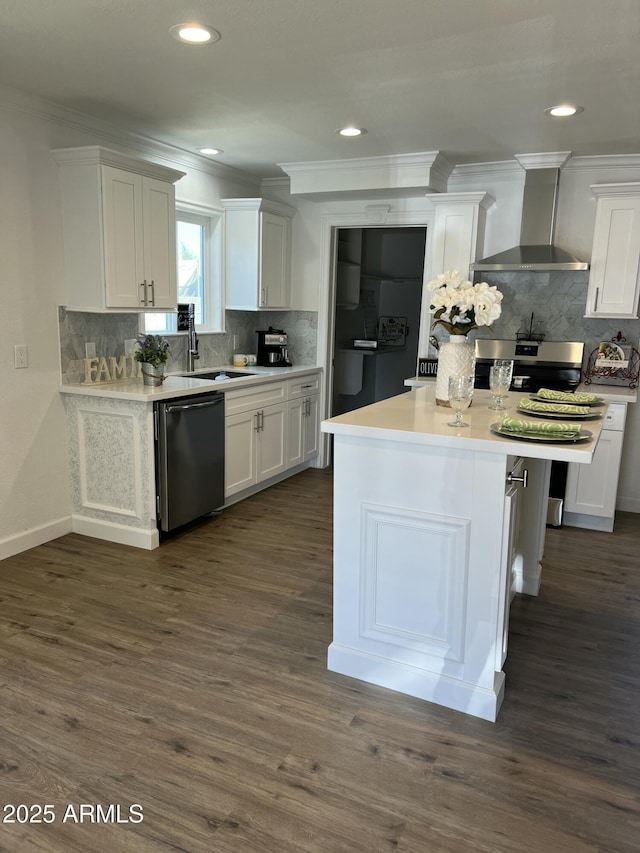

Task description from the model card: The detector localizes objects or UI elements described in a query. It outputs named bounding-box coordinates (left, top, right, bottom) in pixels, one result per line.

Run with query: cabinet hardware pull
left=259, top=410, right=264, bottom=431
left=148, top=280, right=155, bottom=306
left=140, top=280, right=147, bottom=304
left=254, top=412, right=260, bottom=432
left=507, top=468, right=528, bottom=488
left=594, top=287, right=599, bottom=312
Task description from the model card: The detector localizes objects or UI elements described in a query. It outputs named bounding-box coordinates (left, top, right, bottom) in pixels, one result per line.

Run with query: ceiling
left=1, top=0, right=639, bottom=179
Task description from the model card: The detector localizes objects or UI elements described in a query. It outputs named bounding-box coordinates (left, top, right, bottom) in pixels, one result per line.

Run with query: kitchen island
left=321, top=386, right=604, bottom=721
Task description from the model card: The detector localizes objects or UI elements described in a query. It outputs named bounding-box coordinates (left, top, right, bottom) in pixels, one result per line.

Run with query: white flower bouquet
left=427, top=270, right=503, bottom=336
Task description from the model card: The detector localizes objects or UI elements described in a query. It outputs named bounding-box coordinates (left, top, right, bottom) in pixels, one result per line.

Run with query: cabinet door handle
left=254, top=412, right=260, bottom=432
left=148, top=280, right=155, bottom=306
left=507, top=468, right=528, bottom=488
left=140, top=280, right=147, bottom=305
left=594, top=287, right=599, bottom=313
left=259, top=410, right=264, bottom=431
left=306, top=398, right=311, bottom=417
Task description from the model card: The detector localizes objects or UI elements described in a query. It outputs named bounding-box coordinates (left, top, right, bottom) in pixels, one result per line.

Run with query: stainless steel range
left=474, top=339, right=584, bottom=394
left=475, top=339, right=586, bottom=528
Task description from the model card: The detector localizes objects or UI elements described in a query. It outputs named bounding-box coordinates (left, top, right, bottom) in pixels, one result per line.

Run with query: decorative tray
left=490, top=424, right=593, bottom=443
left=517, top=405, right=602, bottom=421
left=530, top=394, right=605, bottom=407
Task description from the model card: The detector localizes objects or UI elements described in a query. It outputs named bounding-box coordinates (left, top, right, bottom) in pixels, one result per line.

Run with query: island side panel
left=328, top=432, right=512, bottom=722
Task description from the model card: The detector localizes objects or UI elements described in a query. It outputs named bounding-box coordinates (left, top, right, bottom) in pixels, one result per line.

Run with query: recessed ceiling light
left=197, top=147, right=223, bottom=156
left=544, top=104, right=584, bottom=117
left=334, top=126, right=367, bottom=137
left=169, top=23, right=221, bottom=44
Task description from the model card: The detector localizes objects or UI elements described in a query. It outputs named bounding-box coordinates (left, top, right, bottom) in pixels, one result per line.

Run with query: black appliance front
left=155, top=391, right=225, bottom=533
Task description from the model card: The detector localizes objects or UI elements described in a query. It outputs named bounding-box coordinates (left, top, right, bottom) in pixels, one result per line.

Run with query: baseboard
left=327, top=642, right=504, bottom=723
left=0, top=516, right=72, bottom=561
left=71, top=515, right=159, bottom=550
left=563, top=511, right=614, bottom=533
left=616, top=496, right=640, bottom=514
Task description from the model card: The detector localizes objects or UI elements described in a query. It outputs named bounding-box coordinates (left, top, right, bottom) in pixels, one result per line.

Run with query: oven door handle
left=507, top=468, right=528, bottom=489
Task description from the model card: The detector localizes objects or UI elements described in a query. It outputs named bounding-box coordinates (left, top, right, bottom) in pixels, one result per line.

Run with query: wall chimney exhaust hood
left=471, top=168, right=589, bottom=272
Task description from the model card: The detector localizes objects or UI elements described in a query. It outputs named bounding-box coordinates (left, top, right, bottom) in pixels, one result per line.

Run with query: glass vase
left=435, top=335, right=476, bottom=406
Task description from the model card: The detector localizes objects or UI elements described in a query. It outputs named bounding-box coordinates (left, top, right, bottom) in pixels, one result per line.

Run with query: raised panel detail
left=360, top=503, right=470, bottom=662
left=78, top=409, right=141, bottom=516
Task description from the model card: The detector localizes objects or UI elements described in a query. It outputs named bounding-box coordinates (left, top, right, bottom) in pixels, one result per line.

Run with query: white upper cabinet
left=52, top=146, right=185, bottom=311
left=221, top=198, right=294, bottom=310
left=585, top=183, right=640, bottom=318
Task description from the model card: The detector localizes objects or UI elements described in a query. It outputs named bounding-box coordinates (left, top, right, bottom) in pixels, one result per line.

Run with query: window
left=143, top=204, right=223, bottom=334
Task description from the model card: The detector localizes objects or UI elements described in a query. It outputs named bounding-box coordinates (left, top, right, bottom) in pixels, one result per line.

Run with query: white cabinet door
left=565, top=429, right=624, bottom=519
left=257, top=402, right=288, bottom=480
left=303, top=394, right=320, bottom=461
left=225, top=409, right=258, bottom=497
left=287, top=397, right=305, bottom=467
left=260, top=211, right=290, bottom=308
left=586, top=186, right=640, bottom=318
left=102, top=167, right=145, bottom=309
left=142, top=177, right=178, bottom=309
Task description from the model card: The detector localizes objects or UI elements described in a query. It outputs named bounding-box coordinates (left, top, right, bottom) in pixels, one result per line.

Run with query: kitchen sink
left=178, top=370, right=259, bottom=381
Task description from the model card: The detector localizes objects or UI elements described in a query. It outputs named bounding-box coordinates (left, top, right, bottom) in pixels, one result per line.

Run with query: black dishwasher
left=154, top=391, right=225, bottom=533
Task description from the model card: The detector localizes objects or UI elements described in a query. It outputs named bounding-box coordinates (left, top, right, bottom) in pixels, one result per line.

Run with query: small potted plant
left=135, top=333, right=170, bottom=386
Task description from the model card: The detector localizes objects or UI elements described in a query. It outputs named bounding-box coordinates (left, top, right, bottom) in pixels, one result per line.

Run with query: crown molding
left=563, top=153, right=640, bottom=172
left=278, top=151, right=454, bottom=197
left=0, top=83, right=259, bottom=191
left=515, top=151, right=572, bottom=170
left=450, top=159, right=523, bottom=179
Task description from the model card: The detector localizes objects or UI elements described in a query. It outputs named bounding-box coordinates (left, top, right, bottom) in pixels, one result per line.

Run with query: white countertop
left=60, top=364, right=321, bottom=402
left=322, top=385, right=605, bottom=463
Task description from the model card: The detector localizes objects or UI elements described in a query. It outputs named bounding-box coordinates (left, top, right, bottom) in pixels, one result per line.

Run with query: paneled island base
left=322, top=387, right=601, bottom=721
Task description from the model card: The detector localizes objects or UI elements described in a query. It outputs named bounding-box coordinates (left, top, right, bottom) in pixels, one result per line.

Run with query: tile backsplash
left=465, top=271, right=640, bottom=375
left=59, top=307, right=318, bottom=384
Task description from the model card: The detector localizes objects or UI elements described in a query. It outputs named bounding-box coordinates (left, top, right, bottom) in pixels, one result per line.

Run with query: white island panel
left=323, top=385, right=600, bottom=721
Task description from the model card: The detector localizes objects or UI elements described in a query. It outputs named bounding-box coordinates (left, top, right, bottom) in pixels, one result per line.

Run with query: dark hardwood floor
left=0, top=467, right=638, bottom=852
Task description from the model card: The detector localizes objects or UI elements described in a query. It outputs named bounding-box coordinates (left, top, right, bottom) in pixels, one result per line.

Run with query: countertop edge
left=60, top=365, right=322, bottom=402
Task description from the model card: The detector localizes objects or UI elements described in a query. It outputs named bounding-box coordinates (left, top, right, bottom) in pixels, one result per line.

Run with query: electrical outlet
left=124, top=339, right=137, bottom=355
left=233, top=334, right=239, bottom=349
left=85, top=342, right=96, bottom=358
left=14, top=344, right=28, bottom=369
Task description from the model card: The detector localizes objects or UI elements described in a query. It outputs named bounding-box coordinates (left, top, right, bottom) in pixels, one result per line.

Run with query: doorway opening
left=331, top=226, right=427, bottom=417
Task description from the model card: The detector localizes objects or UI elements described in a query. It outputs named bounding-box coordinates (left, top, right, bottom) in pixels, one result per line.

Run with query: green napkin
left=519, top=398, right=590, bottom=415
left=498, top=415, right=581, bottom=438
left=537, top=387, right=598, bottom=404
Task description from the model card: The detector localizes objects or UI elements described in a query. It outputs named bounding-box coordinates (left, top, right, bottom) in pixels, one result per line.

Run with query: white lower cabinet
left=288, top=394, right=320, bottom=466
left=564, top=402, right=627, bottom=532
left=224, top=372, right=321, bottom=500
left=224, top=388, right=288, bottom=498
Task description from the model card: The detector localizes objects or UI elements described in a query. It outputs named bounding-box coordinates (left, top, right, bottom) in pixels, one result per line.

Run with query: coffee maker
left=256, top=327, right=292, bottom=367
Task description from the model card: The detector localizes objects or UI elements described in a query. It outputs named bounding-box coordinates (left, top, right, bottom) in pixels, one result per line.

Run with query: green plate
left=490, top=424, right=593, bottom=443
left=517, top=405, right=603, bottom=421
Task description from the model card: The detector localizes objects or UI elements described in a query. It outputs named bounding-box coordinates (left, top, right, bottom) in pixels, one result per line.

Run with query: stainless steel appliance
left=475, top=339, right=585, bottom=526
left=471, top=168, right=589, bottom=272
left=257, top=327, right=292, bottom=367
left=154, top=391, right=225, bottom=533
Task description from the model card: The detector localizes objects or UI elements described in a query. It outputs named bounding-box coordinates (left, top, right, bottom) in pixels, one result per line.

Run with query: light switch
left=85, top=342, right=96, bottom=358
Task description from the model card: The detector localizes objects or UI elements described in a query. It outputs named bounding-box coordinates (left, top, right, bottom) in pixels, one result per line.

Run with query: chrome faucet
left=186, top=304, right=199, bottom=372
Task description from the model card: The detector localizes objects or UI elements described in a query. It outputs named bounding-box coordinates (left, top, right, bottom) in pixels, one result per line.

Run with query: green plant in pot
left=135, top=333, right=170, bottom=386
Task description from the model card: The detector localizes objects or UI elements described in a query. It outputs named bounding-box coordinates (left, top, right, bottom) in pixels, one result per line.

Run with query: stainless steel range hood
left=471, top=168, right=589, bottom=272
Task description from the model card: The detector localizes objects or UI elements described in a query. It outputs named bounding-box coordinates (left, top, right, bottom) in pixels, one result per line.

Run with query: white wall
left=0, top=85, right=259, bottom=559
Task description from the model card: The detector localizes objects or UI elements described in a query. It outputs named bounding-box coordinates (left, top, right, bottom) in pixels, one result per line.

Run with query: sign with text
left=418, top=358, right=438, bottom=377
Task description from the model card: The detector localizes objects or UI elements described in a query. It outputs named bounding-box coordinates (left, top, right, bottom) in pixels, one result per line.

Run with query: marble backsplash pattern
left=457, top=271, right=640, bottom=375
left=59, top=308, right=318, bottom=384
